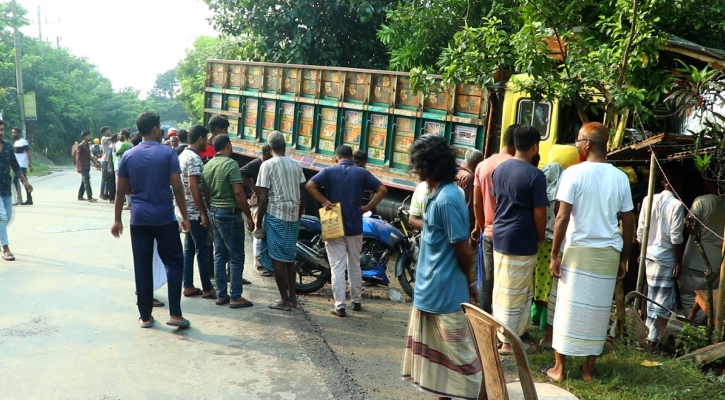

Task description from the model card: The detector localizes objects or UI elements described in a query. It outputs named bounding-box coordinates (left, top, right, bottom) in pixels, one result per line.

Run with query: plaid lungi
left=402, top=307, right=481, bottom=399
left=259, top=213, right=300, bottom=270
left=492, top=251, right=535, bottom=342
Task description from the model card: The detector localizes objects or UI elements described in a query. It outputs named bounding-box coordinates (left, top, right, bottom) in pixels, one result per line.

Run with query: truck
left=202, top=60, right=595, bottom=218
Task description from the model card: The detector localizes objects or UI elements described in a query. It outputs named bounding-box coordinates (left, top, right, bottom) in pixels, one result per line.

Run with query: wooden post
left=715, top=226, right=725, bottom=337
left=634, top=151, right=657, bottom=310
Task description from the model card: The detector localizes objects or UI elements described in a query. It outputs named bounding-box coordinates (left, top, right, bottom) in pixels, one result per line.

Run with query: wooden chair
left=461, top=303, right=579, bottom=400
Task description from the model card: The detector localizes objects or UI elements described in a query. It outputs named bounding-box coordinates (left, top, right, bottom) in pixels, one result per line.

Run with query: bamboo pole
left=634, top=152, right=657, bottom=310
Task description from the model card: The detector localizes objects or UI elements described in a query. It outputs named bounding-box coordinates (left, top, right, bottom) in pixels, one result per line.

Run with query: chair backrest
left=461, top=302, right=538, bottom=400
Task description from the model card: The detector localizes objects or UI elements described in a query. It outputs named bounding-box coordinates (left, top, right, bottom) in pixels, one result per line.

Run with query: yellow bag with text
left=319, top=203, right=345, bottom=241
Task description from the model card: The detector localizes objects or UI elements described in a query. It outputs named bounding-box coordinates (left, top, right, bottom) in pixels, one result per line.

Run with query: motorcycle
left=391, top=196, right=418, bottom=299
left=295, top=211, right=414, bottom=297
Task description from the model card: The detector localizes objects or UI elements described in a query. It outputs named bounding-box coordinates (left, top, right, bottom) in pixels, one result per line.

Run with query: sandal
left=202, top=292, right=217, bottom=299
left=538, top=366, right=557, bottom=383
left=242, top=278, right=252, bottom=285
left=3, top=253, right=15, bottom=261
left=183, top=288, right=203, bottom=297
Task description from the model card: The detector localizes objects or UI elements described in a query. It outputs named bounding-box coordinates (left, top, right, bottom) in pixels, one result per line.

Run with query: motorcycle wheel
left=295, top=240, right=331, bottom=294
left=396, top=252, right=415, bottom=299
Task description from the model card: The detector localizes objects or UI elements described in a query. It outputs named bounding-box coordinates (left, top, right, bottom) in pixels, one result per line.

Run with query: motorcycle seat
left=301, top=215, right=320, bottom=223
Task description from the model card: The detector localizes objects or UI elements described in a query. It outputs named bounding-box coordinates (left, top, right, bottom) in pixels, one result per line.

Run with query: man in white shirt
left=11, top=127, right=32, bottom=205
left=637, top=170, right=685, bottom=344
left=544, top=122, right=634, bottom=383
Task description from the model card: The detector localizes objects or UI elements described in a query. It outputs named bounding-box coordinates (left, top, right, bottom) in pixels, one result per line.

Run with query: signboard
left=452, top=125, right=477, bottom=147
left=23, top=93, right=37, bottom=121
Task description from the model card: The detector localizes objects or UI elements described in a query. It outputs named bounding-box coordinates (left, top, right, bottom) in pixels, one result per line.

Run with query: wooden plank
left=677, top=341, right=725, bottom=365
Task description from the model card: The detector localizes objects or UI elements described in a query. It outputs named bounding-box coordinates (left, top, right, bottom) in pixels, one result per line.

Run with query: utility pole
left=12, top=1, right=26, bottom=135
left=37, top=6, right=41, bottom=42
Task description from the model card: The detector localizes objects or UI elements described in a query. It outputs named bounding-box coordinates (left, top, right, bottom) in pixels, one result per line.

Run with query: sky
left=18, top=0, right=217, bottom=95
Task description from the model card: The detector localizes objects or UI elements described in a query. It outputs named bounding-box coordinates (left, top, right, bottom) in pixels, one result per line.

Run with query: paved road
left=0, top=169, right=422, bottom=400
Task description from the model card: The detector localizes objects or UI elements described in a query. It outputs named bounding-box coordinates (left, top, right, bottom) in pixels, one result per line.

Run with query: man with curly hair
left=401, top=134, right=481, bottom=399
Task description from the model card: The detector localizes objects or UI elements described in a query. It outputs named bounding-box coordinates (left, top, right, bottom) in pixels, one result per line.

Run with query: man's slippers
left=166, top=318, right=191, bottom=329
left=139, top=316, right=154, bottom=328
left=242, top=278, right=252, bottom=285
left=3, top=253, right=15, bottom=261
left=183, top=288, right=203, bottom=297
left=229, top=300, right=254, bottom=309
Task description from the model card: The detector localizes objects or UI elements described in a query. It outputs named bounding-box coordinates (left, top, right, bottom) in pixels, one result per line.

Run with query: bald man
left=457, top=149, right=484, bottom=236
left=543, top=122, right=633, bottom=383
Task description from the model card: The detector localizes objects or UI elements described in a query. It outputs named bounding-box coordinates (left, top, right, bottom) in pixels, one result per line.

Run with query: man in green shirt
left=202, top=134, right=255, bottom=308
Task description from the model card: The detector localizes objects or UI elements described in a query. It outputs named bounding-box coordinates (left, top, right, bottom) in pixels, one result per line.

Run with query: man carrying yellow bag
left=307, top=145, right=387, bottom=317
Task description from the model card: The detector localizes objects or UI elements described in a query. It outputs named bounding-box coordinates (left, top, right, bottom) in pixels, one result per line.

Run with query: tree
left=377, top=0, right=501, bottom=71
left=0, top=1, right=146, bottom=161
left=176, top=36, right=249, bottom=122
left=203, top=0, right=393, bottom=68
left=145, top=68, right=191, bottom=126
left=408, top=0, right=680, bottom=138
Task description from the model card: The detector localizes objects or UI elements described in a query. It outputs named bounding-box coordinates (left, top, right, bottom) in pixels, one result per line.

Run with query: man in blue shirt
left=111, top=112, right=191, bottom=329
left=400, top=134, right=481, bottom=399
left=306, top=145, right=387, bottom=317
left=491, top=125, right=548, bottom=354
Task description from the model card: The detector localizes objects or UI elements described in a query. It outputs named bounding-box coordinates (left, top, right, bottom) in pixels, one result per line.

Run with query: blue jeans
left=183, top=218, right=213, bottom=291
left=209, top=207, right=246, bottom=301
left=0, top=195, right=13, bottom=245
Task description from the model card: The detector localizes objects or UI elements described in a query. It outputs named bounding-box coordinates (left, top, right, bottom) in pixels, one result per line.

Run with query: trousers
left=77, top=169, right=92, bottom=199
left=325, top=235, right=363, bottom=310
left=130, top=222, right=184, bottom=321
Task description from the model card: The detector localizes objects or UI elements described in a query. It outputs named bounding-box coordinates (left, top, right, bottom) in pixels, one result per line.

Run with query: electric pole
left=12, top=1, right=26, bottom=135
left=37, top=6, right=41, bottom=42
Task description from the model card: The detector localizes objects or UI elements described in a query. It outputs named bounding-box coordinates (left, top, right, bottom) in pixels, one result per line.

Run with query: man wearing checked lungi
left=637, top=168, right=685, bottom=345
left=543, top=122, right=634, bottom=382
left=401, top=134, right=481, bottom=400
left=255, top=131, right=307, bottom=312
left=491, top=125, right=549, bottom=355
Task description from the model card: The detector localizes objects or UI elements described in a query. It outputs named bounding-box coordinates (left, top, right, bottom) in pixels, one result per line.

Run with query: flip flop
left=166, top=318, right=191, bottom=329
left=201, top=292, right=217, bottom=299
left=242, top=278, right=252, bottom=285
left=539, top=339, right=553, bottom=350
left=538, top=366, right=557, bottom=383
left=268, top=301, right=292, bottom=311
left=152, top=299, right=165, bottom=307
left=183, top=288, right=203, bottom=297
left=3, top=253, right=15, bottom=261
left=259, top=270, right=273, bottom=277
left=229, top=300, right=254, bottom=309
left=139, top=316, right=154, bottom=328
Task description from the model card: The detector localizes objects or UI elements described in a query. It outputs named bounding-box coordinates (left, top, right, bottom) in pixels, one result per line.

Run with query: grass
left=26, top=162, right=50, bottom=177
left=521, top=329, right=725, bottom=399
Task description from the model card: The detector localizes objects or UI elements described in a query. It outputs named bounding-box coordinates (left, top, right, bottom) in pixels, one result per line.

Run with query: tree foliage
left=410, top=0, right=678, bottom=131
left=145, top=68, right=192, bottom=126
left=0, top=1, right=147, bottom=161
left=203, top=0, right=392, bottom=68
left=175, top=35, right=251, bottom=122
left=377, top=0, right=505, bottom=71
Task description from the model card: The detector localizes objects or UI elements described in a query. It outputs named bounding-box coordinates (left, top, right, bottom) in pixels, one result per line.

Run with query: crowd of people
left=401, top=122, right=637, bottom=399
left=78, top=109, right=721, bottom=398
left=104, top=112, right=388, bottom=328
